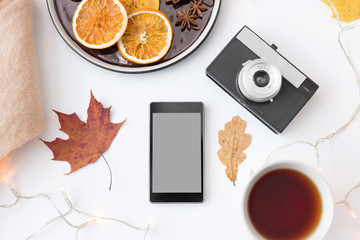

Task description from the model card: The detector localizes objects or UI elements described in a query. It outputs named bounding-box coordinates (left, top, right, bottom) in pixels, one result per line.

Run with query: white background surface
left=1, top=0, right=360, bottom=239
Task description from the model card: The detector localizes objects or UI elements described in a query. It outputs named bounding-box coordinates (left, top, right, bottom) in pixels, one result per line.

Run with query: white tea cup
left=242, top=160, right=334, bottom=240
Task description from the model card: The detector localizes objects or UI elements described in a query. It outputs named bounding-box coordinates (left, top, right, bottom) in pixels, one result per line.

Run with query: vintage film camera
left=206, top=26, right=319, bottom=133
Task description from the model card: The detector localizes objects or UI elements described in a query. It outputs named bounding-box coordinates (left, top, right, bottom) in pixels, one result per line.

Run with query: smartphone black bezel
left=150, top=102, right=204, bottom=203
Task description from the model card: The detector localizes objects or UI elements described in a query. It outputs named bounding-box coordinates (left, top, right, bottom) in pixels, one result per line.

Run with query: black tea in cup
left=248, top=169, right=322, bottom=239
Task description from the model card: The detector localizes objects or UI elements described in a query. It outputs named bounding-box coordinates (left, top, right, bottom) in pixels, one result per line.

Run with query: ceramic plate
left=47, top=0, right=221, bottom=73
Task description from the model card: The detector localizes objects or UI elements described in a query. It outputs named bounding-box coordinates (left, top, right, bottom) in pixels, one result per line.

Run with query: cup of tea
left=242, top=160, right=334, bottom=240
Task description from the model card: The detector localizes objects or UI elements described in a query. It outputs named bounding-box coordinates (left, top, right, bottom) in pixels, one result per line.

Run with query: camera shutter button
left=270, top=44, right=278, bottom=51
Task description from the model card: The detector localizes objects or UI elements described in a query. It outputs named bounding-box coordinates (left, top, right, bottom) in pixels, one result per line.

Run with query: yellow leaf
left=217, top=116, right=251, bottom=186
left=321, top=0, right=360, bottom=22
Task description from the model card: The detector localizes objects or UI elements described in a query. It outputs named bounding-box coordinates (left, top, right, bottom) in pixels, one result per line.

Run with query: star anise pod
left=165, top=0, right=182, bottom=4
left=189, top=0, right=208, bottom=18
left=175, top=8, right=200, bottom=31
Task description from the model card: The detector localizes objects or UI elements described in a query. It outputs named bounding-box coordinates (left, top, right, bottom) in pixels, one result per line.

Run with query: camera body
left=206, top=26, right=319, bottom=133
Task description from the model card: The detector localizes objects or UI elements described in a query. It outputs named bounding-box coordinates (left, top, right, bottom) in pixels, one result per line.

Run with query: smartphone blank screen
left=152, top=113, right=202, bottom=193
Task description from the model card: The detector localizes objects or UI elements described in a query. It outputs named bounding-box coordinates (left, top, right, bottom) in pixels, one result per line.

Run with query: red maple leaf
left=41, top=91, right=125, bottom=189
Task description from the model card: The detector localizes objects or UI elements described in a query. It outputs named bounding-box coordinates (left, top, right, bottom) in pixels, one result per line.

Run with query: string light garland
left=0, top=178, right=151, bottom=240
left=263, top=0, right=360, bottom=221
left=266, top=0, right=360, bottom=167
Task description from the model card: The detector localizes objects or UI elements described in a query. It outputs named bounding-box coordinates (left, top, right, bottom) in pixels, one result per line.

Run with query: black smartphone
left=150, top=102, right=204, bottom=203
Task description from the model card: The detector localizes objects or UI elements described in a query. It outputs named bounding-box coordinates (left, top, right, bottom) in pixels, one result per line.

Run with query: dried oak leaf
left=218, top=116, right=251, bottom=186
left=321, top=0, right=360, bottom=22
left=41, top=91, right=125, bottom=185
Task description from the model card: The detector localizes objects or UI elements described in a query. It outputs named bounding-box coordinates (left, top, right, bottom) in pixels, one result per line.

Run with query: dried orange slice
left=119, top=0, right=160, bottom=15
left=118, top=10, right=173, bottom=64
left=72, top=0, right=128, bottom=49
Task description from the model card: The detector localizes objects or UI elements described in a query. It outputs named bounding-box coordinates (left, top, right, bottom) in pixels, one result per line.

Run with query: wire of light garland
left=335, top=183, right=360, bottom=219
left=0, top=178, right=151, bottom=240
left=266, top=0, right=360, bottom=173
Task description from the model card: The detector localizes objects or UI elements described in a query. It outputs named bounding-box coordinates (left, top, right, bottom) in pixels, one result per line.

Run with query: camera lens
left=253, top=71, right=270, bottom=87
left=237, top=59, right=282, bottom=102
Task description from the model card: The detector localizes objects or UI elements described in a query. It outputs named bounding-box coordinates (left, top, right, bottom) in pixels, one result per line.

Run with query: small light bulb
left=350, top=210, right=357, bottom=219
left=148, top=217, right=153, bottom=224
left=248, top=164, right=254, bottom=176
left=94, top=217, right=103, bottom=223
left=3, top=178, right=8, bottom=183
left=318, top=163, right=323, bottom=172
left=60, top=187, right=65, bottom=193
